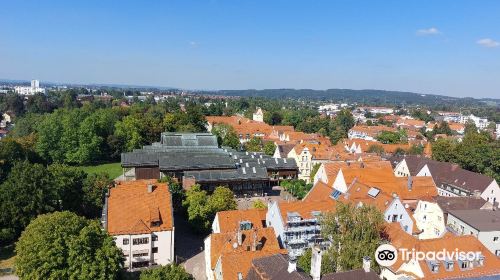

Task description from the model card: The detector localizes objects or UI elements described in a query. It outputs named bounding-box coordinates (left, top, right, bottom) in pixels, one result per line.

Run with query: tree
left=212, top=124, right=240, bottom=149
left=48, top=164, right=87, bottom=214
left=367, top=144, right=384, bottom=155
left=320, top=202, right=384, bottom=272
left=0, top=161, right=56, bottom=243
left=431, top=138, right=457, bottom=163
left=376, top=131, right=402, bottom=144
left=115, top=115, right=144, bottom=152
left=15, top=211, right=123, bottom=280
left=263, top=141, right=276, bottom=156
left=81, top=173, right=112, bottom=218
left=310, top=163, right=321, bottom=182
left=182, top=185, right=237, bottom=233
left=140, top=264, right=193, bottom=280
left=264, top=111, right=283, bottom=125
left=464, top=120, right=478, bottom=135
left=252, top=200, right=267, bottom=209
left=182, top=185, right=211, bottom=233
left=208, top=186, right=237, bottom=213
left=245, top=137, right=263, bottom=152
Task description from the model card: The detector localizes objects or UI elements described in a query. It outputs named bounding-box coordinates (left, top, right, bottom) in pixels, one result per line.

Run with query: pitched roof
left=321, top=269, right=380, bottom=280
left=107, top=180, right=173, bottom=235
left=245, top=254, right=309, bottom=280
left=215, top=209, right=267, bottom=233
left=278, top=199, right=337, bottom=221
left=208, top=227, right=286, bottom=279
left=303, top=181, right=334, bottom=202
left=384, top=223, right=500, bottom=280
left=436, top=197, right=491, bottom=213
left=276, top=143, right=296, bottom=157
left=448, top=210, right=500, bottom=232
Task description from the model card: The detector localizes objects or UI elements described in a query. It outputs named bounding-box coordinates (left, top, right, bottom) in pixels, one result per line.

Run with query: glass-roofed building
left=121, top=132, right=298, bottom=194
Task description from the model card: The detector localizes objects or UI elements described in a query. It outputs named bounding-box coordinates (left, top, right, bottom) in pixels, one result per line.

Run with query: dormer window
left=427, top=260, right=440, bottom=273
left=443, top=259, right=454, bottom=271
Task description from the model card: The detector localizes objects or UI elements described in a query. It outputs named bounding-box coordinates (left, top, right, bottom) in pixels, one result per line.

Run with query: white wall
left=481, top=180, right=500, bottom=207
left=394, top=159, right=410, bottom=177
left=413, top=201, right=445, bottom=239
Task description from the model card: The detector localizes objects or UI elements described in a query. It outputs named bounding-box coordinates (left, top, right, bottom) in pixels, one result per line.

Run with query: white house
left=104, top=180, right=174, bottom=271
left=253, top=107, right=264, bottom=122
left=413, top=199, right=446, bottom=239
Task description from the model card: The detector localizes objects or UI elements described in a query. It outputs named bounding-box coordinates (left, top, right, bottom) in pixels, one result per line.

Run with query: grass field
left=77, top=162, right=123, bottom=179
left=0, top=244, right=15, bottom=275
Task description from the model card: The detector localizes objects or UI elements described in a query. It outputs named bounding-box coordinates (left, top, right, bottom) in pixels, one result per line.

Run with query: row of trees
left=376, top=129, right=407, bottom=144
left=10, top=101, right=208, bottom=165
left=367, top=144, right=424, bottom=156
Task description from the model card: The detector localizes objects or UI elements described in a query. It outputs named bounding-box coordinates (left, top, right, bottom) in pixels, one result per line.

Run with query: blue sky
left=1, top=0, right=499, bottom=98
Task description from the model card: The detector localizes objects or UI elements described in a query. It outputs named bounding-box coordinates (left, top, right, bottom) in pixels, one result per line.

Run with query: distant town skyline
left=1, top=0, right=499, bottom=98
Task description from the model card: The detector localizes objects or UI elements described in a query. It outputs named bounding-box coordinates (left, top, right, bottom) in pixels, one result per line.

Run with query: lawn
left=77, top=162, right=123, bottom=179
left=0, top=244, right=15, bottom=275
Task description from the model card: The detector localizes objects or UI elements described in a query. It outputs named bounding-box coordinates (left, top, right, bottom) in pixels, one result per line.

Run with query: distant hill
left=198, top=88, right=499, bottom=107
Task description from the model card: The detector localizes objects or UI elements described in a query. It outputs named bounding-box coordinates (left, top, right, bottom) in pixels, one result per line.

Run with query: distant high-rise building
left=31, top=79, right=39, bottom=89
left=14, top=79, right=45, bottom=95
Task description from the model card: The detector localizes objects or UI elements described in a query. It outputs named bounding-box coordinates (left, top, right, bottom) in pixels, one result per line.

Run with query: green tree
left=376, top=131, right=402, bottom=144
left=263, top=141, right=276, bottom=156
left=115, top=115, right=144, bottom=152
left=48, top=164, right=87, bottom=214
left=431, top=138, right=457, bottom=162
left=81, top=173, right=112, bottom=218
left=245, top=137, right=263, bottom=152
left=182, top=185, right=211, bottom=232
left=321, top=202, right=384, bottom=272
left=310, top=163, right=321, bottom=182
left=0, top=161, right=56, bottom=243
left=15, top=211, right=123, bottom=280
left=208, top=186, right=237, bottom=214
left=139, top=264, right=193, bottom=280
left=252, top=200, right=267, bottom=209
left=367, top=144, right=384, bottom=155
left=212, top=124, right=240, bottom=149
left=182, top=185, right=237, bottom=233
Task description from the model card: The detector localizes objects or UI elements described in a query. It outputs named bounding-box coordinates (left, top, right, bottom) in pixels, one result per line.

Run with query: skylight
left=331, top=189, right=342, bottom=200
left=368, top=187, right=380, bottom=198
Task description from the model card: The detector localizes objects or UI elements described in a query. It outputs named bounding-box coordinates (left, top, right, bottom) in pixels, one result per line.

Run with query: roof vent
left=284, top=159, right=287, bottom=164
left=242, top=167, right=247, bottom=174
left=147, top=184, right=156, bottom=193
left=252, top=167, right=256, bottom=174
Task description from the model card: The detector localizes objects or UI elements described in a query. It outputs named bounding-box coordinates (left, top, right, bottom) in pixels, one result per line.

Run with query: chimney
left=251, top=230, right=257, bottom=251
left=237, top=228, right=243, bottom=246
left=363, top=256, right=371, bottom=273
left=407, top=176, right=413, bottom=191
left=288, top=257, right=297, bottom=273
left=310, top=246, right=322, bottom=280
left=147, top=184, right=155, bottom=193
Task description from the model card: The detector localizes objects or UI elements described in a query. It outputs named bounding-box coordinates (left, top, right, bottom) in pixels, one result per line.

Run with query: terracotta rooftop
left=278, top=199, right=337, bottom=221
left=384, top=223, right=500, bottom=279
left=208, top=227, right=286, bottom=279
left=215, top=209, right=267, bottom=233
left=107, top=180, right=173, bottom=235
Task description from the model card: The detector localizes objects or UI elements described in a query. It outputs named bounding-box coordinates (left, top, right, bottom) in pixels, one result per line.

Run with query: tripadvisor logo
left=374, top=244, right=483, bottom=267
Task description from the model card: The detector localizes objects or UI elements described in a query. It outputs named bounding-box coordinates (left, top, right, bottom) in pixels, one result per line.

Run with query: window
left=496, top=250, right=500, bottom=256
left=152, top=235, right=158, bottom=241
left=133, top=237, right=149, bottom=245
left=132, top=252, right=148, bottom=258
left=494, top=237, right=499, bottom=243
left=123, top=238, right=129, bottom=245
left=152, top=247, right=158, bottom=253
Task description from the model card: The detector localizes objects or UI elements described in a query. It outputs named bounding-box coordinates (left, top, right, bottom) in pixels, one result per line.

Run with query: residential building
left=447, top=210, right=500, bottom=256
left=0, top=113, right=11, bottom=128
left=357, top=106, right=394, bottom=114
left=103, top=180, right=174, bottom=271
left=435, top=196, right=493, bottom=223
left=390, top=156, right=500, bottom=207
left=246, top=253, right=380, bottom=280
left=204, top=225, right=285, bottom=280
left=266, top=195, right=336, bottom=258
left=413, top=199, right=446, bottom=239
left=287, top=142, right=341, bottom=182
left=273, top=143, right=295, bottom=159
left=380, top=223, right=500, bottom=280
left=253, top=107, right=264, bottom=122
left=212, top=209, right=267, bottom=234
left=459, top=114, right=489, bottom=130
left=348, top=125, right=396, bottom=141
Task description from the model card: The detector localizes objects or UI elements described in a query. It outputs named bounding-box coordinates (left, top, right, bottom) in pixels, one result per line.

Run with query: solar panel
left=367, top=187, right=380, bottom=198
left=330, top=189, right=342, bottom=200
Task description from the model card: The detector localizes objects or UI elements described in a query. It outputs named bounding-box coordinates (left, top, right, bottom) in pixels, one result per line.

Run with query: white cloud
left=476, top=38, right=499, bottom=48
left=188, top=41, right=199, bottom=48
left=416, top=27, right=441, bottom=36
